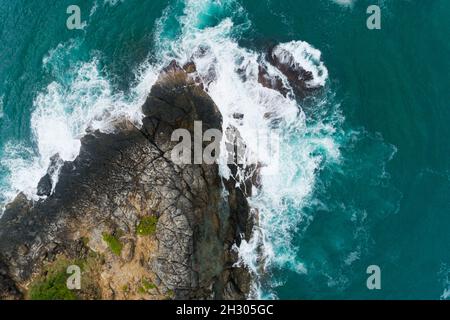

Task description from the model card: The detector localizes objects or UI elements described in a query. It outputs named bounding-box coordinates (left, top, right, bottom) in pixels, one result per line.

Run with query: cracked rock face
left=0, top=61, right=252, bottom=300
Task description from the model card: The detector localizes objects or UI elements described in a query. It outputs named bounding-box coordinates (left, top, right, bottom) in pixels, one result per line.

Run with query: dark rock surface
left=258, top=65, right=290, bottom=97
left=0, top=259, right=22, bottom=300
left=36, top=154, right=63, bottom=197
left=267, top=46, right=322, bottom=98
left=0, top=61, right=252, bottom=300
left=36, top=174, right=52, bottom=197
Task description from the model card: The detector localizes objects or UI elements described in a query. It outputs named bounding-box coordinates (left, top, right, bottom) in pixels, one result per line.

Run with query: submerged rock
left=0, top=61, right=252, bottom=300
left=267, top=42, right=327, bottom=98
left=258, top=65, right=290, bottom=97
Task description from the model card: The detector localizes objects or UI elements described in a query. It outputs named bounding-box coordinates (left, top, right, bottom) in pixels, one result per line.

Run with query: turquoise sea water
left=0, top=0, right=449, bottom=299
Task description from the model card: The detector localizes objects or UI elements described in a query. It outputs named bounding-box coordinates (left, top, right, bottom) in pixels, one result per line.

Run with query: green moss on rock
left=138, top=278, right=157, bottom=294
left=102, top=233, right=123, bottom=256
left=28, top=259, right=78, bottom=300
left=136, top=216, right=158, bottom=236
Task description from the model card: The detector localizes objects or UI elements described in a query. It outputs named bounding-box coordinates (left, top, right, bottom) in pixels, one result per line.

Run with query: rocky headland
left=0, top=61, right=253, bottom=300
left=0, top=46, right=323, bottom=300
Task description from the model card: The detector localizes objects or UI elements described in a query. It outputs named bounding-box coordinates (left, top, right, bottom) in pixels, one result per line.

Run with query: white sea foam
left=332, top=0, right=356, bottom=7
left=0, top=143, right=43, bottom=204
left=272, top=41, right=329, bottom=88
left=151, top=0, right=342, bottom=298
left=439, top=263, right=450, bottom=300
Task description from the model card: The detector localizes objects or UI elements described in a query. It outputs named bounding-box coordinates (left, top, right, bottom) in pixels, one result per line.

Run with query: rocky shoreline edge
left=0, top=44, right=323, bottom=300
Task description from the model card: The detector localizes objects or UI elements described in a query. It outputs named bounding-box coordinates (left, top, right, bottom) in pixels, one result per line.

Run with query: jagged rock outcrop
left=36, top=154, right=63, bottom=197
left=265, top=45, right=324, bottom=98
left=0, top=61, right=252, bottom=300
left=258, top=65, right=290, bottom=97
